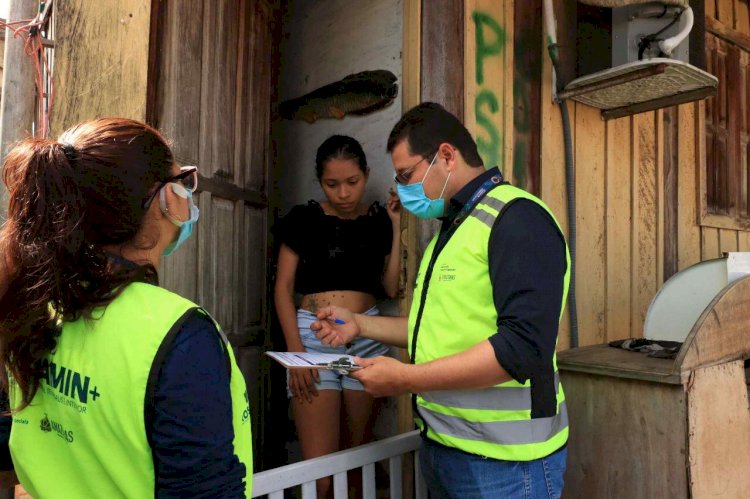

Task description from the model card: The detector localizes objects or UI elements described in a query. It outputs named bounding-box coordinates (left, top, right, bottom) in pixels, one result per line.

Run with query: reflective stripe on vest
left=419, top=401, right=569, bottom=445
left=420, top=372, right=561, bottom=411
left=409, top=184, right=570, bottom=461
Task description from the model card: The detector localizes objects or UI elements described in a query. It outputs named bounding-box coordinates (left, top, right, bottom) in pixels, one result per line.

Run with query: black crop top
left=276, top=200, right=393, bottom=297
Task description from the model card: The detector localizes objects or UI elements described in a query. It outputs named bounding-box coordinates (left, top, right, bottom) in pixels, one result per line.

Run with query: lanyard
left=435, top=174, right=504, bottom=251
left=409, top=173, right=503, bottom=437
left=410, top=173, right=503, bottom=364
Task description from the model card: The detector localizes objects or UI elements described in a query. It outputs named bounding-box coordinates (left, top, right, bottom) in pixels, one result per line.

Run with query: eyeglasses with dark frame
left=142, top=166, right=199, bottom=209
left=393, top=156, right=428, bottom=185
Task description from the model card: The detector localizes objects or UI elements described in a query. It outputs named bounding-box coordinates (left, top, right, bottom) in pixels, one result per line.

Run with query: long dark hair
left=0, top=118, right=175, bottom=409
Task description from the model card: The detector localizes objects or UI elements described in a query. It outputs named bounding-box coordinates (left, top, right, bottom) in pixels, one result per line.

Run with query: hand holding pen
left=311, top=305, right=360, bottom=347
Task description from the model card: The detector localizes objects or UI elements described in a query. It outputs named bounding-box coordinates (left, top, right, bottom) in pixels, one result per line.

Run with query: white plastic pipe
left=659, top=6, right=693, bottom=56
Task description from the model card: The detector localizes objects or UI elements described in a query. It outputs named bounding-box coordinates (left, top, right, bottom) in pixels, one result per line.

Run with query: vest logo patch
left=40, top=415, right=51, bottom=433
left=437, top=263, right=456, bottom=282
left=41, top=360, right=100, bottom=413
left=39, top=413, right=74, bottom=443
left=242, top=390, right=251, bottom=423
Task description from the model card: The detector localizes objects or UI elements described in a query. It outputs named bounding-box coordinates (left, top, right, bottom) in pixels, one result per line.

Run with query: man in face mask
left=312, top=102, right=570, bottom=498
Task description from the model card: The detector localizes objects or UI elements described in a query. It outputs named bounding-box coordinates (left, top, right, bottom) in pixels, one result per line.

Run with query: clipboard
left=265, top=351, right=361, bottom=374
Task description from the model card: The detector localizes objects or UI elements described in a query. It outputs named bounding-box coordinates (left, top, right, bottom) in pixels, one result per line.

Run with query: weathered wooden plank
left=199, top=0, right=239, bottom=179
left=513, top=0, right=542, bottom=194
left=676, top=103, right=702, bottom=270
left=233, top=0, right=252, bottom=189
left=501, top=0, right=514, bottom=184
left=656, top=110, right=665, bottom=287
left=686, top=361, right=750, bottom=497
left=560, top=371, right=688, bottom=498
left=575, top=104, right=606, bottom=346
left=209, top=197, right=236, bottom=329
left=606, top=115, right=633, bottom=343
left=242, top=0, right=274, bottom=191
left=677, top=273, right=750, bottom=367
left=707, top=0, right=717, bottom=20
left=422, top=0, right=463, bottom=118
left=739, top=230, right=750, bottom=250
left=736, top=0, right=750, bottom=34
left=631, top=112, right=659, bottom=339
left=663, top=107, right=679, bottom=280
left=399, top=0, right=421, bottom=465
left=727, top=45, right=743, bottom=219
left=707, top=14, right=750, bottom=53
left=154, top=0, right=203, bottom=163
left=240, top=206, right=266, bottom=330
left=52, top=0, right=150, bottom=134
left=418, top=0, right=462, bottom=257
left=717, top=0, right=735, bottom=27
left=559, top=345, right=680, bottom=384
left=719, top=228, right=739, bottom=252
left=464, top=0, right=509, bottom=176
left=402, top=0, right=421, bottom=114
left=701, top=226, right=721, bottom=258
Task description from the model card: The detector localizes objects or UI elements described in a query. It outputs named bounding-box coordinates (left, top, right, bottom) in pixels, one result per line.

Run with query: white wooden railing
left=252, top=430, right=427, bottom=499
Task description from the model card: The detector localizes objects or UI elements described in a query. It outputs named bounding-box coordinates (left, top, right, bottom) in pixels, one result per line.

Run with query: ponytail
left=0, top=118, right=173, bottom=409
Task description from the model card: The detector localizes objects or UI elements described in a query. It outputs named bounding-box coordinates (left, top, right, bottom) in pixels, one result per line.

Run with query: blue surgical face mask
left=160, top=182, right=200, bottom=256
left=395, top=153, right=452, bottom=219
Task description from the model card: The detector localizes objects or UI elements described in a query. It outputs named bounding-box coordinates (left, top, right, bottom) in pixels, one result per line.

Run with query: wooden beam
left=706, top=16, right=750, bottom=52
left=663, top=107, right=679, bottom=280
left=145, top=0, right=163, bottom=127
left=513, top=0, right=542, bottom=194
left=421, top=0, right=463, bottom=117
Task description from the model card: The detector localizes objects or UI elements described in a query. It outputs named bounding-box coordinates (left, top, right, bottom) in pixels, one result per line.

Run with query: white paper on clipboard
left=265, top=351, right=361, bottom=373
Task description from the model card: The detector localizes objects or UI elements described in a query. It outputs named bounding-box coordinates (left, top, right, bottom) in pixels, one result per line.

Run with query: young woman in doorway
left=274, top=135, right=400, bottom=497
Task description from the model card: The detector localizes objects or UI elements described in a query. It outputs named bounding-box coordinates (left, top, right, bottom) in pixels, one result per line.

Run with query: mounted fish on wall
left=280, top=70, right=398, bottom=123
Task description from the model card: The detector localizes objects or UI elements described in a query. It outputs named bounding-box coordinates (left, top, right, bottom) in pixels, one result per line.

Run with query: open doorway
left=269, top=0, right=405, bottom=469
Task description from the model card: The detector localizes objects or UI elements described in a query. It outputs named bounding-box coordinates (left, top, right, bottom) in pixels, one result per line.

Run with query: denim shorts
left=286, top=306, right=389, bottom=396
left=419, top=438, right=567, bottom=499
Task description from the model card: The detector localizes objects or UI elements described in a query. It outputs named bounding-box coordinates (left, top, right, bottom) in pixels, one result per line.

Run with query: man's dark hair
left=386, top=102, right=484, bottom=167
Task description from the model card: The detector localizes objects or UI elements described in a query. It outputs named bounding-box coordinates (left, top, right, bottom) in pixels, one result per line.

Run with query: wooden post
left=0, top=0, right=38, bottom=214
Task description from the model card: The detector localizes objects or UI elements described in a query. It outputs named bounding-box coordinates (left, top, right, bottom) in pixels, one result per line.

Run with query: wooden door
left=149, top=0, right=276, bottom=469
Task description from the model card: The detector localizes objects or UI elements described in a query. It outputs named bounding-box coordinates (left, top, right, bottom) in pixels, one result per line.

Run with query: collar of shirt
left=107, top=252, right=159, bottom=286
left=442, top=166, right=503, bottom=223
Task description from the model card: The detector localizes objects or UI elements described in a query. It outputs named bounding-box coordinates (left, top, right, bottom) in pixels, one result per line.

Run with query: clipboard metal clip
left=318, top=357, right=358, bottom=375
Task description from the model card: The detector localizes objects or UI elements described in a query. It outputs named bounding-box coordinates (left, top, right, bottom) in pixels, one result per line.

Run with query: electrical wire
left=1, top=7, right=54, bottom=138
left=637, top=8, right=684, bottom=60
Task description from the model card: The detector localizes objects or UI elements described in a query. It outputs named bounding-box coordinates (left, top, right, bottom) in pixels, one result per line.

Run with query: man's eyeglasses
left=143, top=166, right=199, bottom=209
left=393, top=157, right=427, bottom=185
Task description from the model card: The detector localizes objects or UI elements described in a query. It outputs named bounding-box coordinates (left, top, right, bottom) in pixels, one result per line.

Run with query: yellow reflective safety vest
left=409, top=183, right=570, bottom=461
left=9, top=282, right=253, bottom=498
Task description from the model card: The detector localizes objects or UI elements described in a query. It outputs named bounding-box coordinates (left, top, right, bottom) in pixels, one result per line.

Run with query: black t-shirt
left=275, top=200, right=393, bottom=297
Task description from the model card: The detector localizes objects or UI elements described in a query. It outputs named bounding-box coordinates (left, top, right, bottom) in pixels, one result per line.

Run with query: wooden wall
left=152, top=0, right=276, bottom=469
left=531, top=0, right=750, bottom=348
left=51, top=0, right=150, bottom=133
left=460, top=0, right=750, bottom=349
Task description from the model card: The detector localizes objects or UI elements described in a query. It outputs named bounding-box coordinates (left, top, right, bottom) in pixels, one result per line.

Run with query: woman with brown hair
left=274, top=134, right=400, bottom=498
left=0, top=118, right=252, bottom=497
